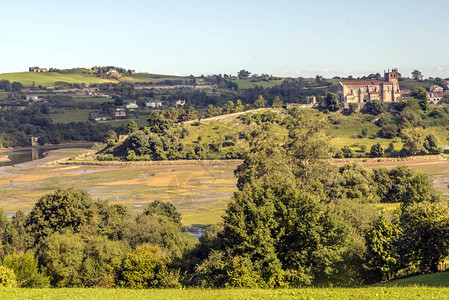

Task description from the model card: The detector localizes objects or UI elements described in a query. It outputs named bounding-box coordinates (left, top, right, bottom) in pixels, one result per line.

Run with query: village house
left=400, top=89, right=411, bottom=99
left=94, top=117, right=108, bottom=122
left=429, top=85, right=444, bottom=93
left=125, top=102, right=139, bottom=109
left=91, top=66, right=99, bottom=71
left=427, top=92, right=444, bottom=104
left=175, top=99, right=186, bottom=107
left=337, top=69, right=401, bottom=109
left=145, top=100, right=163, bottom=108
left=303, top=78, right=314, bottom=83
left=114, top=108, right=126, bottom=118
left=442, top=80, right=449, bottom=89
left=195, top=78, right=210, bottom=86
left=130, top=70, right=136, bottom=74
left=107, top=68, right=119, bottom=75
left=29, top=67, right=48, bottom=72
left=25, top=94, right=40, bottom=101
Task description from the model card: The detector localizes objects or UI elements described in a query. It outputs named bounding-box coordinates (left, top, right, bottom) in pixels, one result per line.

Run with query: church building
left=337, top=69, right=401, bottom=108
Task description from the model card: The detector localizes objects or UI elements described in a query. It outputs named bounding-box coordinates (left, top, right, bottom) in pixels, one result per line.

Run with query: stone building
left=337, top=69, right=401, bottom=108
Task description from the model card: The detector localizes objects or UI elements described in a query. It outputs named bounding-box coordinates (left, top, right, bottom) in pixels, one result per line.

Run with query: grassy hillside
left=0, top=71, right=104, bottom=87
left=0, top=70, right=188, bottom=87
left=1, top=287, right=449, bottom=299
left=230, top=78, right=285, bottom=89
left=376, top=271, right=449, bottom=287
left=120, top=73, right=187, bottom=84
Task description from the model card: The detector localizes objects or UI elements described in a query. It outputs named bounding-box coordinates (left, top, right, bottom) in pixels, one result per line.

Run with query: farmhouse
left=337, top=69, right=401, bottom=108
left=125, top=102, right=139, bottom=109
left=114, top=108, right=126, bottom=118
left=29, top=67, right=48, bottom=72
left=429, top=85, right=444, bottom=93
left=107, top=68, right=119, bottom=75
left=25, top=94, right=40, bottom=101
left=145, top=100, right=163, bottom=108
left=175, top=99, right=186, bottom=107
left=428, top=92, right=444, bottom=104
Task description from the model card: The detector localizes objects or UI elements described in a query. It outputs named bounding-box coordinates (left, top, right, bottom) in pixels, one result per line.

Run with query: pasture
left=0, top=72, right=104, bottom=87
left=1, top=287, right=449, bottom=299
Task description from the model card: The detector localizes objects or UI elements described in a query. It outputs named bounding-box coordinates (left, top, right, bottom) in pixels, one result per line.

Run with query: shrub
left=38, top=232, right=85, bottom=287
left=2, top=252, right=49, bottom=288
left=378, top=124, right=399, bottom=139
left=118, top=244, right=180, bottom=288
left=370, top=143, right=384, bottom=158
left=0, top=266, right=16, bottom=287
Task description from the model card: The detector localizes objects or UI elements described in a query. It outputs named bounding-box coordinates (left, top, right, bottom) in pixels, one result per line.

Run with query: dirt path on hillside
left=184, top=108, right=268, bottom=124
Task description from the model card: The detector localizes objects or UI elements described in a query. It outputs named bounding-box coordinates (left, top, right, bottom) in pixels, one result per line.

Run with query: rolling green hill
left=376, top=271, right=449, bottom=287
left=0, top=70, right=189, bottom=87
left=0, top=71, right=104, bottom=87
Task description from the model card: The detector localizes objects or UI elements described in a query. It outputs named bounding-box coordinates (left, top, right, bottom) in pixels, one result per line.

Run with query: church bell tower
left=384, top=68, right=398, bottom=84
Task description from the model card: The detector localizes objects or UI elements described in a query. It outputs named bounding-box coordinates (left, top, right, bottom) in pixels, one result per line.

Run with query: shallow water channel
left=0, top=148, right=49, bottom=167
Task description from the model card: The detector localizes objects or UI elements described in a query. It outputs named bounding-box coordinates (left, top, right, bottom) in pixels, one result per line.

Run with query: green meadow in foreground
left=1, top=287, right=449, bottom=300
left=3, top=272, right=449, bottom=299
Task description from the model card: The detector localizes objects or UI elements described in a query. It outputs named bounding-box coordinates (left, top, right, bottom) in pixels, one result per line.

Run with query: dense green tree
left=79, top=236, right=129, bottom=287
left=324, top=92, right=340, bottom=111
left=234, top=99, right=245, bottom=112
left=253, top=95, right=266, bottom=108
left=377, top=124, right=398, bottom=139
left=370, top=143, right=384, bottom=157
left=146, top=112, right=173, bottom=134
left=38, top=232, right=85, bottom=287
left=104, top=129, right=118, bottom=146
left=126, top=120, right=138, bottom=134
left=361, top=128, right=368, bottom=138
left=205, top=105, right=221, bottom=118
left=409, top=87, right=429, bottom=111
left=127, top=131, right=150, bottom=156
left=118, top=244, right=180, bottom=288
left=222, top=101, right=235, bottom=114
left=400, top=127, right=426, bottom=156
left=238, top=69, right=251, bottom=78
left=364, top=100, right=386, bottom=115
left=272, top=96, right=283, bottom=108
left=398, top=202, right=449, bottom=273
left=411, top=70, right=423, bottom=81
left=2, top=252, right=49, bottom=287
left=120, top=214, right=196, bottom=258
left=364, top=215, right=399, bottom=282
left=143, top=201, right=182, bottom=225
left=337, top=163, right=379, bottom=203
left=424, top=134, right=441, bottom=154
left=0, top=266, right=16, bottom=287
left=26, top=189, right=96, bottom=245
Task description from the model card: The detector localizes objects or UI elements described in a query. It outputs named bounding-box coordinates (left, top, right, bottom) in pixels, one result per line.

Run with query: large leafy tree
left=397, top=202, right=449, bottom=273
left=26, top=188, right=96, bottom=246
left=196, top=122, right=350, bottom=287
left=364, top=215, right=399, bottom=282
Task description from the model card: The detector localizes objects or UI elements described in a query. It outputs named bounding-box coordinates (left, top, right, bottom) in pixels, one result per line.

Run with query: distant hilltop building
left=29, top=66, right=48, bottom=72
left=337, top=69, right=401, bottom=108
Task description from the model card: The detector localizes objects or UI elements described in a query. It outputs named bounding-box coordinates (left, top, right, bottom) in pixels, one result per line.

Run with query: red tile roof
left=340, top=80, right=384, bottom=86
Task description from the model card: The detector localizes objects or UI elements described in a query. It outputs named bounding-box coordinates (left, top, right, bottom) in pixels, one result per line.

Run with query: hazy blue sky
left=1, top=0, right=448, bottom=78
